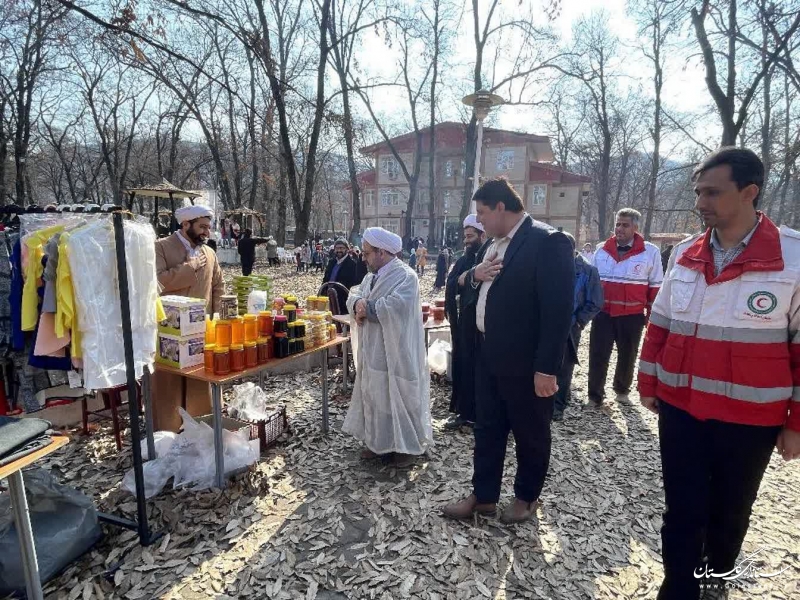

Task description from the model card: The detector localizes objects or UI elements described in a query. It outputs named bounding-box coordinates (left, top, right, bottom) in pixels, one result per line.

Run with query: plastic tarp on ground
left=0, top=469, right=102, bottom=595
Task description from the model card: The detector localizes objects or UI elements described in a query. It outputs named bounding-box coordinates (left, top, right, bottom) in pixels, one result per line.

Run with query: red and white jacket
left=638, top=215, right=800, bottom=431
left=593, top=234, right=663, bottom=317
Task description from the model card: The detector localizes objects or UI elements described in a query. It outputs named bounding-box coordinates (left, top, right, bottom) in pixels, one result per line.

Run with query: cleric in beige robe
left=152, top=205, right=224, bottom=431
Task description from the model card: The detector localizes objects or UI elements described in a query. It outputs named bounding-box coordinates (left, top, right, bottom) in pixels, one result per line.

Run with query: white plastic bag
left=247, top=290, right=268, bottom=314
left=140, top=431, right=177, bottom=460
left=122, top=409, right=258, bottom=497
left=229, top=382, right=273, bottom=422
left=427, top=339, right=451, bottom=375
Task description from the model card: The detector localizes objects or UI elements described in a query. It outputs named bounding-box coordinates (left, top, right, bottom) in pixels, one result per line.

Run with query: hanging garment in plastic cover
left=0, top=468, right=102, bottom=595
left=67, top=219, right=159, bottom=389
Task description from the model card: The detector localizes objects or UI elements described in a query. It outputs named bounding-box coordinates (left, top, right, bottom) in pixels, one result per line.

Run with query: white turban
left=175, top=205, right=213, bottom=223
left=363, top=227, right=402, bottom=254
left=463, top=214, right=484, bottom=232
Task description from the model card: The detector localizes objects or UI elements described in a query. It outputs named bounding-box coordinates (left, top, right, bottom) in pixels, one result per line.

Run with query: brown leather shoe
left=441, top=494, right=497, bottom=520
left=500, top=498, right=539, bottom=524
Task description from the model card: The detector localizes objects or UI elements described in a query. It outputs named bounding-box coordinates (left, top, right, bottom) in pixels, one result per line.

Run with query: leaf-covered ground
left=30, top=262, right=800, bottom=599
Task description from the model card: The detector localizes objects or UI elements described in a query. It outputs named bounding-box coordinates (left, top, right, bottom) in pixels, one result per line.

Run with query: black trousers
left=588, top=311, right=645, bottom=402
left=554, top=326, right=581, bottom=412
left=448, top=324, right=476, bottom=422
left=241, top=259, right=254, bottom=276
left=472, top=336, right=554, bottom=504
left=657, top=401, right=780, bottom=600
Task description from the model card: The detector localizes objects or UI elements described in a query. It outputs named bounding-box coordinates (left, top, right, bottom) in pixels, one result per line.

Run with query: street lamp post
left=462, top=90, right=505, bottom=212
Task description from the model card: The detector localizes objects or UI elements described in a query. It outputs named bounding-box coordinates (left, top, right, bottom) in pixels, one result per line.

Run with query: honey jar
left=230, top=344, right=245, bottom=372
left=244, top=341, right=258, bottom=368
left=215, top=320, right=232, bottom=347
left=213, top=346, right=230, bottom=375
left=204, top=344, right=216, bottom=373
left=243, top=314, right=258, bottom=343
left=257, top=336, right=271, bottom=363
left=258, top=311, right=273, bottom=337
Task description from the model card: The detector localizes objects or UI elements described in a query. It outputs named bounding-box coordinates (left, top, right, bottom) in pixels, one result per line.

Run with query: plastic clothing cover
left=0, top=468, right=102, bottom=595
left=66, top=219, right=159, bottom=389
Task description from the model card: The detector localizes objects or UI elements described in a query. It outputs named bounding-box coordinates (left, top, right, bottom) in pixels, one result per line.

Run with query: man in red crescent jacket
left=638, top=147, right=800, bottom=600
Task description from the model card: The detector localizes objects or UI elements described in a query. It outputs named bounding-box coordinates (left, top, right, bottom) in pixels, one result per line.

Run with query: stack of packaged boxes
left=156, top=296, right=207, bottom=369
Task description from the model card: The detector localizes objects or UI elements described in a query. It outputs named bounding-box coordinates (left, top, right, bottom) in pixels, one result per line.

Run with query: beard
left=465, top=240, right=481, bottom=256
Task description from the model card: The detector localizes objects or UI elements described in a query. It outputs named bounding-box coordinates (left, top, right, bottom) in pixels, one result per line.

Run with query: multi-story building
left=345, top=122, right=592, bottom=245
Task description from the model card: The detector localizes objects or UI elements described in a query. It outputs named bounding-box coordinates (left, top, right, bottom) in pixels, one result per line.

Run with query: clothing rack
left=94, top=213, right=160, bottom=546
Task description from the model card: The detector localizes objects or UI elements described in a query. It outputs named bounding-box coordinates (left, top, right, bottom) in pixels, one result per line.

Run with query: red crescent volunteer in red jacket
left=637, top=147, right=800, bottom=600
left=587, top=208, right=663, bottom=406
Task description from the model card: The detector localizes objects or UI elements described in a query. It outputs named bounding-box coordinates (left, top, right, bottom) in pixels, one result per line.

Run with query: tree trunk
left=277, top=157, right=287, bottom=246
left=427, top=0, right=441, bottom=247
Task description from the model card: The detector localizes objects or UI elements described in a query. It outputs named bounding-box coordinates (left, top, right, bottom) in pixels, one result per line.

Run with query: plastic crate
left=224, top=405, right=288, bottom=454
left=252, top=404, right=288, bottom=453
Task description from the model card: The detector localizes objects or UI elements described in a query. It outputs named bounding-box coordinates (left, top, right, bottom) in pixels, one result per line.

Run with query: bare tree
left=689, top=0, right=800, bottom=145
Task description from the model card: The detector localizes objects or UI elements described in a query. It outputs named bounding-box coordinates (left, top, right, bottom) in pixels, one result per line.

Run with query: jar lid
left=284, top=304, right=297, bottom=310
left=214, top=346, right=229, bottom=354
left=243, top=314, right=257, bottom=321
left=257, top=337, right=268, bottom=343
left=274, top=315, right=288, bottom=322
left=244, top=341, right=257, bottom=347
left=205, top=343, right=216, bottom=350
left=274, top=332, right=288, bottom=338
left=231, top=344, right=244, bottom=350
left=259, top=311, right=272, bottom=317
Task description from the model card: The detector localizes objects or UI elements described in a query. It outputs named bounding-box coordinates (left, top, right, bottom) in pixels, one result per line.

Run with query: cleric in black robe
left=443, top=214, right=487, bottom=430
left=322, top=238, right=359, bottom=313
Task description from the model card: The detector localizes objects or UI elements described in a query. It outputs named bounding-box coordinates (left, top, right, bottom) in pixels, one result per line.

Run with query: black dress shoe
left=552, top=410, right=564, bottom=422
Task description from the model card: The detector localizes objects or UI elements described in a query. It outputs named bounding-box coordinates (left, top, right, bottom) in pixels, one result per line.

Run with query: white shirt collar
left=175, top=231, right=198, bottom=257
left=500, top=213, right=527, bottom=242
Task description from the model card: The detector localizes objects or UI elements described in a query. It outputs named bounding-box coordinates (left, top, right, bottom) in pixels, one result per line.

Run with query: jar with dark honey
left=213, top=346, right=230, bottom=375
left=284, top=304, right=297, bottom=322
left=273, top=315, right=288, bottom=334
left=230, top=344, right=245, bottom=371
left=287, top=321, right=297, bottom=340
left=295, top=320, right=307, bottom=338
left=273, top=332, right=289, bottom=358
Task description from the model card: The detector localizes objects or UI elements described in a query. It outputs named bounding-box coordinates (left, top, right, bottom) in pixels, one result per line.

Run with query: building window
left=443, top=190, right=451, bottom=211
left=558, top=192, right=565, bottom=198
left=380, top=219, right=399, bottom=234
left=445, top=160, right=453, bottom=178
left=531, top=184, right=547, bottom=206
left=417, top=191, right=428, bottom=213
left=496, top=149, right=514, bottom=171
left=381, top=156, right=399, bottom=180
left=364, top=190, right=374, bottom=208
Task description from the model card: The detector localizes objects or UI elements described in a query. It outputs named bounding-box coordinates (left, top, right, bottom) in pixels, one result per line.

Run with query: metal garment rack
left=95, top=212, right=160, bottom=546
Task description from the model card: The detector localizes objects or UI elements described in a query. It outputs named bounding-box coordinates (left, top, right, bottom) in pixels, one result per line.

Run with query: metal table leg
left=211, top=383, right=225, bottom=488
left=341, top=337, right=349, bottom=393
left=8, top=471, right=43, bottom=600
left=258, top=370, right=265, bottom=389
left=322, top=348, right=329, bottom=433
left=142, top=368, right=156, bottom=460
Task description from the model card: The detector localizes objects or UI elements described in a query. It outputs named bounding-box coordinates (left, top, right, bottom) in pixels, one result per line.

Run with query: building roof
left=360, top=122, right=550, bottom=154
left=342, top=170, right=376, bottom=190
left=529, top=162, right=592, bottom=184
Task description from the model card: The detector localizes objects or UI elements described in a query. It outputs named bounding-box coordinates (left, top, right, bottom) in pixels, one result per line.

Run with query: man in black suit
left=322, top=238, right=359, bottom=313
left=442, top=178, right=574, bottom=524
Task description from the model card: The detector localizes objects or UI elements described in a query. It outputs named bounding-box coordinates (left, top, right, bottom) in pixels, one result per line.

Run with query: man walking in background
left=588, top=208, right=663, bottom=407
left=266, top=236, right=279, bottom=267
left=553, top=232, right=604, bottom=422
left=442, top=178, right=574, bottom=523
left=237, top=229, right=269, bottom=276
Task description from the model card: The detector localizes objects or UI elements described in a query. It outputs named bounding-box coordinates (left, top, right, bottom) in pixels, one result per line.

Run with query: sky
left=354, top=0, right=712, bottom=144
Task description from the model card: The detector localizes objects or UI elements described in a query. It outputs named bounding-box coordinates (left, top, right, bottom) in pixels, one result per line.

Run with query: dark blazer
left=322, top=255, right=359, bottom=312
left=462, top=215, right=575, bottom=377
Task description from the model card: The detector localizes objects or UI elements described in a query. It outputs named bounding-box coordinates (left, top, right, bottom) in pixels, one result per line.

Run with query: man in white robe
left=344, top=227, right=433, bottom=466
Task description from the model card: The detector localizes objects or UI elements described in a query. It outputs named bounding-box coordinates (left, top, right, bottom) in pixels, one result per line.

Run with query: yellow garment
left=55, top=232, right=82, bottom=358
left=22, top=224, right=66, bottom=331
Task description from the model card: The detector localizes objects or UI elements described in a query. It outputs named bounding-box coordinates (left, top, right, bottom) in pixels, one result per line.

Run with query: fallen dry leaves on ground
left=23, top=263, right=800, bottom=600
